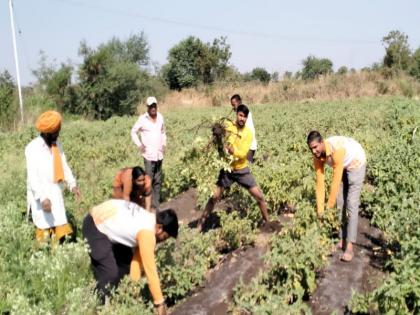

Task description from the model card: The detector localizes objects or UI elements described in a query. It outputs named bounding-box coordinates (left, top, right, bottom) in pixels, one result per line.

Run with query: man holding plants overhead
left=230, top=94, right=257, bottom=162
left=307, top=131, right=366, bottom=262
left=25, top=110, right=81, bottom=244
left=198, top=104, right=270, bottom=230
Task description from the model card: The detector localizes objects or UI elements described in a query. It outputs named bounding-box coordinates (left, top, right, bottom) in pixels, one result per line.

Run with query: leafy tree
left=76, top=33, right=153, bottom=119
left=0, top=70, right=16, bottom=130
left=371, top=62, right=383, bottom=71
left=301, top=56, right=333, bottom=80
left=409, top=47, right=420, bottom=80
left=32, top=51, right=56, bottom=86
left=250, top=67, right=271, bottom=84
left=382, top=30, right=411, bottom=71
left=336, top=66, right=348, bottom=75
left=163, top=36, right=231, bottom=90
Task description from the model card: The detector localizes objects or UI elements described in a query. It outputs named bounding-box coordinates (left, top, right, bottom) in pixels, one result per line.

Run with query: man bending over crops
left=230, top=94, right=258, bottom=162
left=82, top=199, right=178, bottom=314
left=307, top=131, right=366, bottom=262
left=25, top=110, right=81, bottom=244
left=198, top=104, right=270, bottom=230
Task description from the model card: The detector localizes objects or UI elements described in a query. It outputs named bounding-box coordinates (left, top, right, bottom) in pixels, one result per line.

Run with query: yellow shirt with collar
left=225, top=121, right=253, bottom=171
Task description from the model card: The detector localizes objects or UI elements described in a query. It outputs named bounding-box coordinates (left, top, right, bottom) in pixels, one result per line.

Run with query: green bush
left=163, top=36, right=231, bottom=90
left=301, top=55, right=333, bottom=80
left=0, top=70, right=17, bottom=130
left=337, top=66, right=348, bottom=75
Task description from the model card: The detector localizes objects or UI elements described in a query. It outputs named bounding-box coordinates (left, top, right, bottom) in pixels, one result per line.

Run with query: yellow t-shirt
left=225, top=121, right=253, bottom=171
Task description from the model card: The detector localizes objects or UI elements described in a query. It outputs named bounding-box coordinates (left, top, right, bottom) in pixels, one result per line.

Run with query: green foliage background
left=0, top=96, right=418, bottom=314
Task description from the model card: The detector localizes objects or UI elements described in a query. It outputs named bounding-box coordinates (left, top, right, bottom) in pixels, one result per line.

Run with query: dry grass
left=157, top=72, right=420, bottom=111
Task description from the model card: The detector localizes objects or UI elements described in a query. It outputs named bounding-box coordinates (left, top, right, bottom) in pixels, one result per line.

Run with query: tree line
left=1, top=30, right=419, bottom=125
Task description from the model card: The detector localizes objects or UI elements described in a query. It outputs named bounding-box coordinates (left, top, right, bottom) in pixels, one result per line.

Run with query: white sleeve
left=131, top=116, right=143, bottom=148
left=161, top=115, right=167, bottom=147
left=247, top=112, right=256, bottom=137
left=59, top=144, right=76, bottom=190
left=25, top=145, right=48, bottom=202
left=247, top=112, right=257, bottom=150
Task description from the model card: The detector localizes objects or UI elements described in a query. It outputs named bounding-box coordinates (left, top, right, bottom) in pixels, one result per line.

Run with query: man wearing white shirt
left=25, top=111, right=81, bottom=243
left=131, top=97, right=167, bottom=210
left=230, top=94, right=257, bottom=162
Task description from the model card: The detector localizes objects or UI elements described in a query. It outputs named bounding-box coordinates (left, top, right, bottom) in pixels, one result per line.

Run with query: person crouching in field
left=112, top=166, right=152, bottom=211
left=198, top=104, right=270, bottom=230
left=25, top=110, right=81, bottom=244
left=307, top=131, right=366, bottom=262
left=82, top=199, right=178, bottom=315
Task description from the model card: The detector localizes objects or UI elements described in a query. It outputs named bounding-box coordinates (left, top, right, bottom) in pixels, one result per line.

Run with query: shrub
left=301, top=56, right=333, bottom=80
left=0, top=70, right=16, bottom=130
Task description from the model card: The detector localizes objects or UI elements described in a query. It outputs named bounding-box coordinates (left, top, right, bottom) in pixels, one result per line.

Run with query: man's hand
left=155, top=304, right=167, bottom=315
left=225, top=145, right=234, bottom=155
left=72, top=187, right=82, bottom=202
left=41, top=199, right=52, bottom=212
left=139, top=144, right=146, bottom=153
left=162, top=145, right=166, bottom=154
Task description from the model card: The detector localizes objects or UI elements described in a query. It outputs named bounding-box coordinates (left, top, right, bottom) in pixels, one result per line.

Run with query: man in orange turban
left=26, top=110, right=81, bottom=244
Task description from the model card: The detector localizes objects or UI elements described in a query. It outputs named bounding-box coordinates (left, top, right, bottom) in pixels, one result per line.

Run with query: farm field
left=0, top=96, right=419, bottom=314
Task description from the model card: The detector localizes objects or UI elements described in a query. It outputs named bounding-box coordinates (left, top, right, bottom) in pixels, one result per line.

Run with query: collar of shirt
left=325, top=141, right=332, bottom=156
left=144, top=112, right=161, bottom=121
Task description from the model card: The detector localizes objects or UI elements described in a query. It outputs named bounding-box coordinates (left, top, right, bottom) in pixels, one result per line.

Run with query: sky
left=1, top=0, right=419, bottom=85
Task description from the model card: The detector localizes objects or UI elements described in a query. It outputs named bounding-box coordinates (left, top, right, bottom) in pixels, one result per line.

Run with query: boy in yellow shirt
left=198, top=105, right=270, bottom=229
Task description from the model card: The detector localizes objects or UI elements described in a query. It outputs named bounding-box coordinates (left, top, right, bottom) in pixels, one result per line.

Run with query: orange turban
left=35, top=110, right=64, bottom=183
left=36, top=111, right=62, bottom=133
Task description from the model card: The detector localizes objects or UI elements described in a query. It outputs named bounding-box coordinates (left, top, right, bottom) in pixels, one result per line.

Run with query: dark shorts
left=247, top=150, right=256, bottom=163
left=216, top=167, right=257, bottom=189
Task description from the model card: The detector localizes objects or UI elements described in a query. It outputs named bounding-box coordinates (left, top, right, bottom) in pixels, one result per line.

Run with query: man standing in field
left=25, top=110, right=81, bottom=244
left=198, top=104, right=270, bottom=230
left=307, top=131, right=366, bottom=262
left=131, top=96, right=167, bottom=211
left=230, top=94, right=257, bottom=162
left=82, top=199, right=178, bottom=314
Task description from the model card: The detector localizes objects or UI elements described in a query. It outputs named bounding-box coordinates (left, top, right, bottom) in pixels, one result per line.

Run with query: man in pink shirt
left=131, top=96, right=167, bottom=210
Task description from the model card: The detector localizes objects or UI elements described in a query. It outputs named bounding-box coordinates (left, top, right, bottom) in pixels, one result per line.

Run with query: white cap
left=146, top=96, right=157, bottom=106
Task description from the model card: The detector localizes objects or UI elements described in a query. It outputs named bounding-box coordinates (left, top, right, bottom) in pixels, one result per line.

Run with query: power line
left=47, top=0, right=380, bottom=45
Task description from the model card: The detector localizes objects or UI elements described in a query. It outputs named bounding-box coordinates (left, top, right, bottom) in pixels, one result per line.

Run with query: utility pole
left=8, top=0, right=24, bottom=123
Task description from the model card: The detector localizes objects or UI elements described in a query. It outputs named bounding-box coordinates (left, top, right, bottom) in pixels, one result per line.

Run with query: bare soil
left=170, top=222, right=285, bottom=315
left=309, top=216, right=386, bottom=315
left=163, top=190, right=386, bottom=315
left=161, top=188, right=202, bottom=225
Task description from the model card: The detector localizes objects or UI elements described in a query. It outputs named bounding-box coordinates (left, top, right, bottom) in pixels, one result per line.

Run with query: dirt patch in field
left=309, top=216, right=386, bottom=315
left=161, top=188, right=202, bottom=225
left=170, top=218, right=287, bottom=315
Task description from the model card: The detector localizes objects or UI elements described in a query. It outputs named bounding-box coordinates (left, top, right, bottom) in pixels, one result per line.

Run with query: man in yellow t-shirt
left=307, top=131, right=366, bottom=262
left=198, top=105, right=270, bottom=230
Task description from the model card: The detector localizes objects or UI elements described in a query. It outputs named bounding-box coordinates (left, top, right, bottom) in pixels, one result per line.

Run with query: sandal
left=340, top=249, right=354, bottom=262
